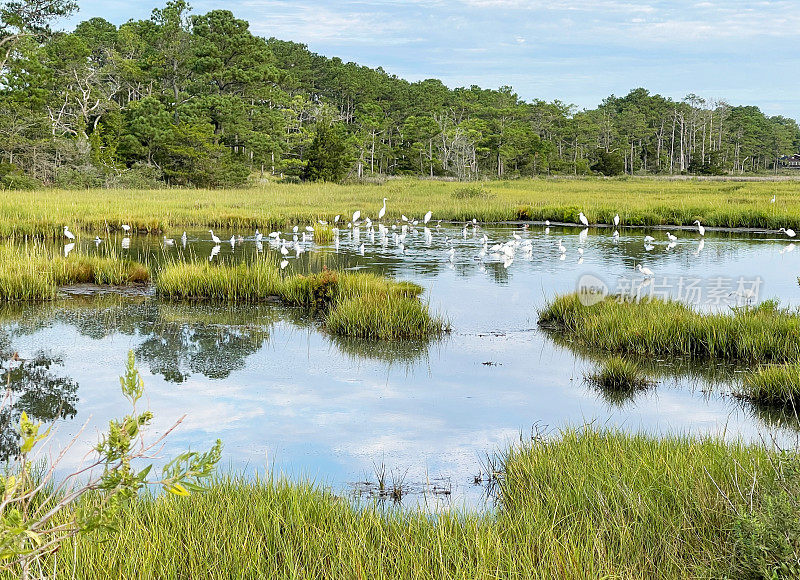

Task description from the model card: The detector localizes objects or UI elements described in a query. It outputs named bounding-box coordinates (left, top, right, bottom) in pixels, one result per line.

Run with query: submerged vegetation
left=0, top=245, right=149, bottom=301
left=5, top=427, right=786, bottom=579
left=7, top=179, right=800, bottom=239
left=156, top=261, right=446, bottom=339
left=539, top=294, right=800, bottom=363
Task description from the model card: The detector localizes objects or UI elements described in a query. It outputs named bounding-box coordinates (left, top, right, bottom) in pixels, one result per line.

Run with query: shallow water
left=4, top=223, right=800, bottom=508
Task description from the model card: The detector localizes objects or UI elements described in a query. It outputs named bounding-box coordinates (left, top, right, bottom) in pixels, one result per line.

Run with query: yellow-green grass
left=155, top=261, right=446, bottom=339
left=0, top=245, right=149, bottom=301
left=4, top=177, right=800, bottom=238
left=539, top=294, right=800, bottom=362
left=741, top=363, right=800, bottom=407
left=24, top=428, right=779, bottom=579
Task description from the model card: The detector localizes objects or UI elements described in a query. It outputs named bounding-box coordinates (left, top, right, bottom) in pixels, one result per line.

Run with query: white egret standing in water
left=280, top=259, right=289, bottom=269
left=121, top=224, right=131, bottom=234
left=579, top=212, right=589, bottom=227
left=666, top=232, right=677, bottom=242
left=94, top=236, right=102, bottom=246
left=771, top=195, right=776, bottom=203
left=778, top=227, right=796, bottom=238
left=614, top=214, right=620, bottom=226
left=209, top=230, right=221, bottom=244
left=164, top=236, right=175, bottom=246
left=637, top=264, right=654, bottom=277
left=63, top=226, right=75, bottom=240
left=558, top=239, right=566, bottom=254
left=352, top=210, right=361, bottom=223
left=378, top=198, right=387, bottom=220
left=424, top=210, right=432, bottom=224
left=693, top=220, right=705, bottom=236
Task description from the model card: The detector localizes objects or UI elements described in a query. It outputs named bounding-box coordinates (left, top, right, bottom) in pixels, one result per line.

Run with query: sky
left=65, top=1, right=800, bottom=121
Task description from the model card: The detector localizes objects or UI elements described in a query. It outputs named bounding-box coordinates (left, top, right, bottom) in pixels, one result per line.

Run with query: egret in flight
left=693, top=220, right=705, bottom=236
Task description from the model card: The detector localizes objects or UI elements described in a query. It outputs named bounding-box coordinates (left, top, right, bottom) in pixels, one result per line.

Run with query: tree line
left=1, top=0, right=799, bottom=188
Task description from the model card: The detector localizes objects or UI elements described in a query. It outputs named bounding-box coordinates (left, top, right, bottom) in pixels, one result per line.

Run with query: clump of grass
left=313, top=225, right=335, bottom=244
left=325, top=293, right=448, bottom=340
left=585, top=356, right=653, bottom=392
left=41, top=427, right=783, bottom=579
left=0, top=245, right=149, bottom=301
left=740, top=364, right=800, bottom=408
left=156, top=261, right=446, bottom=339
left=539, top=293, right=800, bottom=362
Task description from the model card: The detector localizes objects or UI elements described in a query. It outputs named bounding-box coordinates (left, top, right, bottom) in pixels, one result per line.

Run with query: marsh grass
left=5, top=178, right=800, bottom=238
left=313, top=225, right=335, bottom=244
left=155, top=261, right=446, bottom=339
left=741, top=364, right=800, bottom=408
left=585, top=356, right=654, bottom=394
left=0, top=245, right=149, bottom=301
left=539, top=294, right=800, bottom=362
left=29, top=427, right=779, bottom=579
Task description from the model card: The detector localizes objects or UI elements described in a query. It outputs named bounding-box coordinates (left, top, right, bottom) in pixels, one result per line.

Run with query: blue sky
left=66, top=1, right=800, bottom=120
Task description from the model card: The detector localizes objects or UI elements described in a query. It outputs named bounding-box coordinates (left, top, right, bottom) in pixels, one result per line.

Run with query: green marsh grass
left=741, top=363, right=800, bottom=407
left=33, top=427, right=779, bottom=579
left=5, top=177, right=800, bottom=238
left=585, top=355, right=653, bottom=394
left=539, top=293, right=800, bottom=362
left=155, top=261, right=446, bottom=339
left=0, top=245, right=149, bottom=301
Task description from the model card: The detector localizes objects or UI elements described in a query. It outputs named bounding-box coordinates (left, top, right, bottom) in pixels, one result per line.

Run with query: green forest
left=1, top=0, right=799, bottom=189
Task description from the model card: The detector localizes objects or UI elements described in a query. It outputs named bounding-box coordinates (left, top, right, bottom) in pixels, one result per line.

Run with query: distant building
left=780, top=154, right=800, bottom=169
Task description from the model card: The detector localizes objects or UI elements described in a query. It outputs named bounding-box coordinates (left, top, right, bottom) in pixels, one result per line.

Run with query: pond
left=4, top=223, right=800, bottom=508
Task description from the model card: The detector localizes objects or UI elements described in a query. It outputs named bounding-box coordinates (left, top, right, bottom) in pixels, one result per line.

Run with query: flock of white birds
left=61, top=197, right=798, bottom=277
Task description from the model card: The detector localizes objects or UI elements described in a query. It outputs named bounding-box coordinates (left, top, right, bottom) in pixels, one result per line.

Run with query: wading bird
left=779, top=227, right=797, bottom=238
left=614, top=214, right=620, bottom=226
left=424, top=210, right=432, bottom=224
left=164, top=236, right=175, bottom=246
left=693, top=220, right=705, bottom=236
left=666, top=232, right=677, bottom=242
left=637, top=264, right=654, bottom=278
left=121, top=224, right=131, bottom=234
left=209, top=230, right=221, bottom=245
left=579, top=212, right=589, bottom=227
left=379, top=198, right=387, bottom=220
left=64, top=226, right=75, bottom=240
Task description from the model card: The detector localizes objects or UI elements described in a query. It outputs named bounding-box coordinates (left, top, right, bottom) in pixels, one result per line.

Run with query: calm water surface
left=5, top=223, right=800, bottom=507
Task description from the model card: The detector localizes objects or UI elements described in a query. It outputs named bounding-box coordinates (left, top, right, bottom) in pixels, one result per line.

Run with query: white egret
left=292, top=225, right=299, bottom=233
left=779, top=227, right=797, bottom=238
left=94, top=236, right=102, bottom=245
left=280, top=244, right=289, bottom=256
left=579, top=212, right=589, bottom=227
left=693, top=220, right=705, bottom=236
left=771, top=195, right=776, bottom=203
left=209, top=230, right=221, bottom=244
left=305, top=226, right=314, bottom=232
left=613, top=214, right=620, bottom=226
left=268, top=231, right=280, bottom=239
left=181, top=231, right=187, bottom=244
left=359, top=243, right=365, bottom=255
left=63, top=226, right=75, bottom=240
left=164, top=236, right=175, bottom=246
left=280, top=260, right=289, bottom=269
left=545, top=220, right=550, bottom=226
left=121, top=224, right=131, bottom=233
left=637, top=264, right=654, bottom=277
left=643, top=235, right=655, bottom=243
left=255, top=229, right=263, bottom=242
left=319, top=220, right=328, bottom=226
left=558, top=239, right=566, bottom=254
left=424, top=211, right=432, bottom=224
left=229, top=236, right=235, bottom=247
left=379, top=198, right=387, bottom=220
left=401, top=214, right=408, bottom=222
left=353, top=210, right=361, bottom=223
left=334, top=215, right=340, bottom=224
left=666, top=232, right=677, bottom=242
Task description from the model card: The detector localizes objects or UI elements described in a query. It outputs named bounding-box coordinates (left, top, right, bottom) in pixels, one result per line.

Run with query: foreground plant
left=0, top=351, right=222, bottom=579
